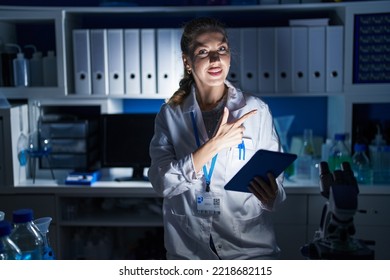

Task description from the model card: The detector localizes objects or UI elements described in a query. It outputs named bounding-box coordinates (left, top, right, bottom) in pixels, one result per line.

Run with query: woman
left=148, top=17, right=285, bottom=260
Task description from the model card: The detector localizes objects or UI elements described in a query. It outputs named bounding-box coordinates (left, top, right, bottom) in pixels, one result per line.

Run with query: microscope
left=301, top=161, right=375, bottom=259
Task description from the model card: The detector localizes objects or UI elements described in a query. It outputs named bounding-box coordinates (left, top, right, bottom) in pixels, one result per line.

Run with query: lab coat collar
left=182, top=80, right=247, bottom=114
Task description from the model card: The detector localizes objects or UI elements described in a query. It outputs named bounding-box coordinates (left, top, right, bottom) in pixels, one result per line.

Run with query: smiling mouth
left=208, top=68, right=223, bottom=76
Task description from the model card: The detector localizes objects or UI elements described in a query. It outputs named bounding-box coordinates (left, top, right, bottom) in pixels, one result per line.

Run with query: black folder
left=224, top=149, right=297, bottom=193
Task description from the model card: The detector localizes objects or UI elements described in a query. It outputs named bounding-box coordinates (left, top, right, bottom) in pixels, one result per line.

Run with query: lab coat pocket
left=234, top=211, right=273, bottom=248
left=165, top=211, right=193, bottom=254
left=226, top=137, right=256, bottom=181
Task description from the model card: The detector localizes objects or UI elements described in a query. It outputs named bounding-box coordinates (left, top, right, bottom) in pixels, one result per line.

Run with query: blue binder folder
left=224, top=149, right=297, bottom=193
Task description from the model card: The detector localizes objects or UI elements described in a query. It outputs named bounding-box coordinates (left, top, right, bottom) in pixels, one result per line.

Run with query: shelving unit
left=1, top=1, right=390, bottom=260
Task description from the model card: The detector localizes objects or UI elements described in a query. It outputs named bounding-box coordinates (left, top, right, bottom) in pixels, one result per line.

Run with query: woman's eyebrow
left=193, top=39, right=227, bottom=50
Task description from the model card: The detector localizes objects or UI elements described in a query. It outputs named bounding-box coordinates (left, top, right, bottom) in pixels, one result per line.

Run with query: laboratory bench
left=0, top=179, right=389, bottom=260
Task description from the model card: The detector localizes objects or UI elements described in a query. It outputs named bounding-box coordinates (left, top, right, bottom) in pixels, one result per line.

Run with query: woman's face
left=187, top=31, right=231, bottom=89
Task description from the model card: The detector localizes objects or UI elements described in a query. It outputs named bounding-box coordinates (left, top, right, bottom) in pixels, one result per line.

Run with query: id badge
left=196, top=191, right=221, bottom=215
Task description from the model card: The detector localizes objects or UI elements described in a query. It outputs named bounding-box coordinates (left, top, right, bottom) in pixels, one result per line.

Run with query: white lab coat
left=148, top=80, right=286, bottom=260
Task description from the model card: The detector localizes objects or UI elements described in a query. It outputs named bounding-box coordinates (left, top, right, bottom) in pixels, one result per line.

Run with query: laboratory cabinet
left=273, top=194, right=308, bottom=260
left=0, top=186, right=389, bottom=260
left=57, top=194, right=164, bottom=259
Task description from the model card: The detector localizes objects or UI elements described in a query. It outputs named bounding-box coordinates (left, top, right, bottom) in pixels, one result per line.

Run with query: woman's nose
left=209, top=51, right=220, bottom=62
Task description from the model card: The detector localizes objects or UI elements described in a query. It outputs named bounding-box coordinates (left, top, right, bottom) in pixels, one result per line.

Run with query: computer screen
left=100, top=113, right=156, bottom=181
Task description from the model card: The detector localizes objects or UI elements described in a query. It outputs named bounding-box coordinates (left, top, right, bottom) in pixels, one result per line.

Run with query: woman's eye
left=197, top=49, right=208, bottom=57
left=219, top=46, right=228, bottom=53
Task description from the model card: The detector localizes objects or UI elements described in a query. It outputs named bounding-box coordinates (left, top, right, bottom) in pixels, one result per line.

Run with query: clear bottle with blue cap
left=9, top=209, right=44, bottom=260
left=0, top=220, right=22, bottom=260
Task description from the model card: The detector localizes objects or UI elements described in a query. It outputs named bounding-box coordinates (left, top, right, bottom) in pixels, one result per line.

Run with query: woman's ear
left=182, top=55, right=190, bottom=68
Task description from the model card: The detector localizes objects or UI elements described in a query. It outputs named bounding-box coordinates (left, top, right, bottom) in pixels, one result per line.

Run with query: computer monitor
left=100, top=113, right=156, bottom=181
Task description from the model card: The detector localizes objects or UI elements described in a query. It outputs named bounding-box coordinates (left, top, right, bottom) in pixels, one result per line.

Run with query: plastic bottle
left=24, top=45, right=43, bottom=87
left=1, top=41, right=17, bottom=87
left=43, top=50, right=57, bottom=86
left=0, top=220, right=22, bottom=260
left=6, top=43, right=30, bottom=87
left=352, top=143, right=373, bottom=185
left=328, top=133, right=351, bottom=172
left=295, top=129, right=315, bottom=180
left=9, top=209, right=44, bottom=260
left=369, top=124, right=386, bottom=184
left=321, top=138, right=333, bottom=162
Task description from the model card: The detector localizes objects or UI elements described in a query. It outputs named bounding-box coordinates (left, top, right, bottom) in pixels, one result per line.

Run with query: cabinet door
left=353, top=195, right=390, bottom=260
left=0, top=194, right=56, bottom=222
left=273, top=194, right=307, bottom=259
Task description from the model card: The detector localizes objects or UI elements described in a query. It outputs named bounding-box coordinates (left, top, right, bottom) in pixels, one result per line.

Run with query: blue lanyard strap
left=190, top=112, right=218, bottom=192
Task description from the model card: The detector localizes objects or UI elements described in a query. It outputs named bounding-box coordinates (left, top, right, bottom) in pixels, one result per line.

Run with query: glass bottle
left=9, top=209, right=44, bottom=260
left=352, top=143, right=373, bottom=185
left=295, top=129, right=315, bottom=180
left=0, top=220, right=22, bottom=260
left=328, top=133, right=351, bottom=172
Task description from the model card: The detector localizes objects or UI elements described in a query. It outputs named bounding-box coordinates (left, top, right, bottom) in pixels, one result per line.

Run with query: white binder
left=258, top=27, right=276, bottom=93
left=276, top=27, right=292, bottom=93
left=157, top=28, right=176, bottom=97
left=141, top=29, right=157, bottom=96
left=326, top=26, right=343, bottom=92
left=226, top=28, right=241, bottom=88
left=172, top=28, right=183, bottom=93
left=124, top=29, right=141, bottom=96
left=90, top=29, right=108, bottom=95
left=73, top=29, right=91, bottom=95
left=308, top=26, right=326, bottom=92
left=107, top=29, right=125, bottom=95
left=291, top=27, right=308, bottom=93
left=240, top=28, right=258, bottom=93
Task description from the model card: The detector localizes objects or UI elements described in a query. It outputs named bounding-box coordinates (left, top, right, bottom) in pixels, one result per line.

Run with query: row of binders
left=227, top=25, right=344, bottom=93
left=73, top=28, right=183, bottom=97
left=72, top=25, right=344, bottom=96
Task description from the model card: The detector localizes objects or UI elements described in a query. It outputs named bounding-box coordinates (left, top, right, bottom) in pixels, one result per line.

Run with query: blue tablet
left=224, top=149, right=297, bottom=193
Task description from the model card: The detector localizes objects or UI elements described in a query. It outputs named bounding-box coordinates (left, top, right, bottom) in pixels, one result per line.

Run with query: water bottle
left=24, top=45, right=43, bottom=87
left=43, top=50, right=57, bottom=86
left=369, top=125, right=387, bottom=184
left=0, top=220, right=22, bottom=260
left=9, top=209, right=44, bottom=260
left=6, top=43, right=30, bottom=87
left=351, top=143, right=373, bottom=185
left=328, top=133, right=351, bottom=172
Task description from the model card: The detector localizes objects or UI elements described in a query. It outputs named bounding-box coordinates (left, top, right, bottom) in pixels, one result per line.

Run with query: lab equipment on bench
left=10, top=209, right=44, bottom=260
left=301, top=161, right=374, bottom=259
left=34, top=217, right=55, bottom=259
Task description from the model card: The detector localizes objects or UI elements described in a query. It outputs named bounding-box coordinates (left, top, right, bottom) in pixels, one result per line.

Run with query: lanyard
left=190, top=111, right=218, bottom=192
